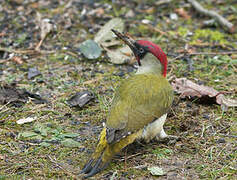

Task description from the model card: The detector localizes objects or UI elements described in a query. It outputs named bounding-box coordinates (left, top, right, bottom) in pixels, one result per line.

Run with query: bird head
left=111, top=29, right=167, bottom=77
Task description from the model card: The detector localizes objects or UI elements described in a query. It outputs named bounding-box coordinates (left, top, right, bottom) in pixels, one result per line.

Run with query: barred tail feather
left=81, top=129, right=142, bottom=178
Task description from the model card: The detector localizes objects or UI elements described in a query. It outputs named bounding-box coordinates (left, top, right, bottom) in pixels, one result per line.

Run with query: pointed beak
left=111, top=29, right=141, bottom=66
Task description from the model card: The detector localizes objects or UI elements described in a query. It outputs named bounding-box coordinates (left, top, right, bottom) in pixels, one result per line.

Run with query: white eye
left=139, top=48, right=144, bottom=53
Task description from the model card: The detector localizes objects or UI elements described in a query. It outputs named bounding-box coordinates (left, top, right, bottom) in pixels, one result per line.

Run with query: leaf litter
left=172, top=77, right=237, bottom=109
left=0, top=84, right=47, bottom=106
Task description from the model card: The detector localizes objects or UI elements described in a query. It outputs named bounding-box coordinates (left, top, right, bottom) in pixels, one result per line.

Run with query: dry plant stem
left=0, top=47, right=55, bottom=57
left=0, top=47, right=37, bottom=54
left=171, top=50, right=237, bottom=61
left=118, top=153, right=142, bottom=162
left=35, top=38, right=44, bottom=51
left=187, top=0, right=234, bottom=33
left=47, top=155, right=77, bottom=178
left=189, top=51, right=237, bottom=55
left=140, top=22, right=166, bottom=35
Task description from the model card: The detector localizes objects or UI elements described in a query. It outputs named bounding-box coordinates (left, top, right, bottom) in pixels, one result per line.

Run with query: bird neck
left=136, top=53, right=164, bottom=76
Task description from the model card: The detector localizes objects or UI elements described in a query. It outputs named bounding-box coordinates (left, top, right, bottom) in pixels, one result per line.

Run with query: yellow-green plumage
left=107, top=74, right=173, bottom=132
left=81, top=42, right=174, bottom=178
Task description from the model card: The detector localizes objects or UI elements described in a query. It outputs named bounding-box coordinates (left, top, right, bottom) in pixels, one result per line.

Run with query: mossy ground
left=0, top=0, right=236, bottom=179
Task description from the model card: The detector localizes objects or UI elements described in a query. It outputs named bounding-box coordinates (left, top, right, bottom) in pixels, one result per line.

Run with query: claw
left=84, top=157, right=102, bottom=178
left=80, top=156, right=108, bottom=179
left=156, top=135, right=179, bottom=145
left=80, top=159, right=94, bottom=174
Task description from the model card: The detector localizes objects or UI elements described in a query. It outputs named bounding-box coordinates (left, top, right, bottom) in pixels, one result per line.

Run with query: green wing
left=106, top=74, right=173, bottom=133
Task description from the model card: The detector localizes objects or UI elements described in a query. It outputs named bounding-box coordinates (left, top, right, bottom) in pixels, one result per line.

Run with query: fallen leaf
left=61, top=138, right=81, bottom=148
left=34, top=123, right=48, bottom=136
left=79, top=39, right=102, bottom=59
left=94, top=18, right=124, bottom=43
left=175, top=8, right=191, bottom=19
left=61, top=133, right=79, bottom=138
left=100, top=40, right=121, bottom=48
left=67, top=91, right=94, bottom=108
left=0, top=84, right=47, bottom=106
left=172, top=78, right=237, bottom=108
left=19, top=131, right=38, bottom=138
left=106, top=46, right=132, bottom=64
left=17, top=117, right=37, bottom=124
left=40, top=142, right=51, bottom=147
left=11, top=56, right=23, bottom=64
left=141, top=7, right=155, bottom=14
left=148, top=166, right=166, bottom=176
left=0, top=155, right=4, bottom=160
left=125, top=10, right=135, bottom=18
left=89, top=7, right=105, bottom=17
left=37, top=12, right=53, bottom=40
left=35, top=12, right=54, bottom=50
left=28, top=67, right=41, bottom=79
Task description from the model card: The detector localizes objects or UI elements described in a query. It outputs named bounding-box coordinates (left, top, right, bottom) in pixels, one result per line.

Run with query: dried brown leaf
left=35, top=12, right=54, bottom=50
left=36, top=12, right=53, bottom=40
left=106, top=46, right=132, bottom=64
left=11, top=56, right=23, bottom=64
left=172, top=78, right=237, bottom=107
left=175, top=8, right=191, bottom=20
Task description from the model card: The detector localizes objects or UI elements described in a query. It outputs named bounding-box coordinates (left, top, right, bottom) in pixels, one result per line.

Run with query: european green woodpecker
left=81, top=29, right=174, bottom=178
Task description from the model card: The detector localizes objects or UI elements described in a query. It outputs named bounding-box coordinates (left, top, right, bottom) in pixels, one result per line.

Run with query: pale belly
left=140, top=113, right=168, bottom=142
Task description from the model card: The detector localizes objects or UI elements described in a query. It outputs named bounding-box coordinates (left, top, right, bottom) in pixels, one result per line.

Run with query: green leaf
left=61, top=133, right=79, bottom=138
left=40, top=142, right=51, bottom=147
left=148, top=166, right=165, bottom=176
left=79, top=39, right=102, bottom=59
left=19, top=131, right=38, bottom=138
left=94, top=18, right=124, bottom=43
left=34, top=123, right=48, bottom=136
left=61, top=138, right=81, bottom=148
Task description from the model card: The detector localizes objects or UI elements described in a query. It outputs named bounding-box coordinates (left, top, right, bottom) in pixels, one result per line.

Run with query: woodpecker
left=81, top=29, right=174, bottom=178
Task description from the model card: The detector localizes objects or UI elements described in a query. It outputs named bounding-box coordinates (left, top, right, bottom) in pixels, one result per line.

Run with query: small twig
left=118, top=152, right=142, bottom=162
left=35, top=38, right=44, bottom=51
left=200, top=124, right=205, bottom=138
left=155, top=0, right=171, bottom=6
left=0, top=47, right=38, bottom=55
left=47, top=155, right=77, bottom=178
left=217, top=146, right=226, bottom=157
left=18, top=140, right=39, bottom=146
left=0, top=59, right=9, bottom=64
left=170, top=54, right=185, bottom=61
left=219, top=134, right=237, bottom=138
left=140, top=22, right=166, bottom=35
left=0, top=47, right=55, bottom=56
left=189, top=51, right=237, bottom=55
left=171, top=51, right=237, bottom=61
left=188, top=0, right=235, bottom=33
left=131, top=164, right=148, bottom=170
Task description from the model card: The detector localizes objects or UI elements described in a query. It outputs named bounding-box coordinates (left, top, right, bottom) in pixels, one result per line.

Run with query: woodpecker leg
left=155, top=128, right=179, bottom=145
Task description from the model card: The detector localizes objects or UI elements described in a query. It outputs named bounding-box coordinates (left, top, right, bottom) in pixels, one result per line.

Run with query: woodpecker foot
left=156, top=135, right=179, bottom=145
left=80, top=157, right=108, bottom=179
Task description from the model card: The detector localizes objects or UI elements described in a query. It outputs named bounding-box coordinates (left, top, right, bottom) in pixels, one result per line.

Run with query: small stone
left=67, top=91, right=94, bottom=108
left=28, top=67, right=41, bottom=79
left=141, top=19, right=151, bottom=24
left=115, top=71, right=125, bottom=77
left=170, top=13, right=178, bottom=20
left=216, top=138, right=226, bottom=143
left=203, top=114, right=210, bottom=119
left=125, top=10, right=135, bottom=18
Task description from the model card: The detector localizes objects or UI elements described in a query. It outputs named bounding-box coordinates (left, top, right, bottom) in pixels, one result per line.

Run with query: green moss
left=16, top=33, right=28, bottom=45
left=145, top=15, right=155, bottom=21
left=177, top=27, right=189, bottom=37
left=191, top=29, right=228, bottom=44
left=152, top=148, right=173, bottom=159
